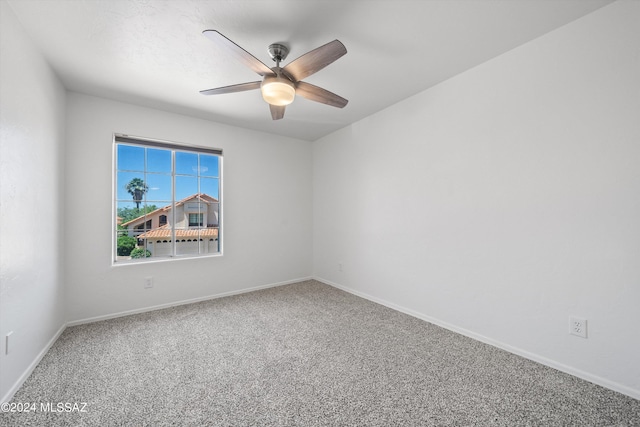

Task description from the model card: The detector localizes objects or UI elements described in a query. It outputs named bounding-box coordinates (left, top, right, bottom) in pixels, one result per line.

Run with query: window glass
left=117, top=145, right=144, bottom=171
left=147, top=148, right=171, bottom=173
left=175, top=175, right=198, bottom=201
left=146, top=174, right=172, bottom=203
left=199, top=155, right=219, bottom=177
left=200, top=178, right=219, bottom=199
left=175, top=152, right=198, bottom=176
left=114, top=137, right=222, bottom=263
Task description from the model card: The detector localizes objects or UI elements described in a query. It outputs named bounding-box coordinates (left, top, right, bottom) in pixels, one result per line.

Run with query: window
left=135, top=219, right=152, bottom=231
left=114, top=134, right=222, bottom=263
left=188, top=213, right=204, bottom=227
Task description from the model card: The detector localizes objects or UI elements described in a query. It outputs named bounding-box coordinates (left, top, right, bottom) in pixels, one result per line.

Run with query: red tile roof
left=136, top=226, right=218, bottom=240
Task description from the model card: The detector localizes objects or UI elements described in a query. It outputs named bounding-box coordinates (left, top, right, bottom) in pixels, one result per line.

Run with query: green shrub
left=130, top=247, right=152, bottom=258
left=117, top=236, right=137, bottom=256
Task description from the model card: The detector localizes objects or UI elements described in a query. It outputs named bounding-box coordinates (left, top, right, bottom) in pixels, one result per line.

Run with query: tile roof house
left=120, top=193, right=219, bottom=257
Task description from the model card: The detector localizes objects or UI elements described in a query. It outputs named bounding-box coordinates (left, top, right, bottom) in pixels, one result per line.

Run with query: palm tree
left=125, top=178, right=148, bottom=209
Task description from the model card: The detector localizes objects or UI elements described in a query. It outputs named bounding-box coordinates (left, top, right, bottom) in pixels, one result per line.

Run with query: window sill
left=111, top=252, right=223, bottom=267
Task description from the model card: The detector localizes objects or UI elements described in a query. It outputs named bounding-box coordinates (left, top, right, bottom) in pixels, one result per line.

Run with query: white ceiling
left=7, top=0, right=613, bottom=141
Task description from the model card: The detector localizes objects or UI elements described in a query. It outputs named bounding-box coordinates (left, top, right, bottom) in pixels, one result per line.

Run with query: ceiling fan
left=200, top=30, right=348, bottom=120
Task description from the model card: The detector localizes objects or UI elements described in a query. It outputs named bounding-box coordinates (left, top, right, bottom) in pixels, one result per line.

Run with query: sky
left=116, top=144, right=220, bottom=210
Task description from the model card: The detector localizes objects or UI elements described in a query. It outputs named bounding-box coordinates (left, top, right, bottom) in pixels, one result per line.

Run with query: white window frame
left=112, top=133, right=223, bottom=264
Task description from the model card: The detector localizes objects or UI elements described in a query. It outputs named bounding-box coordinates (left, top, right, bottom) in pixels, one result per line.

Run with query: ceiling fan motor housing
left=268, top=43, right=289, bottom=63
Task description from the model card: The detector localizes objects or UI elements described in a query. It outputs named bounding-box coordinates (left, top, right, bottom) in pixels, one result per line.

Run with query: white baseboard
left=313, top=276, right=640, bottom=401
left=1, top=323, right=67, bottom=404
left=67, top=276, right=313, bottom=327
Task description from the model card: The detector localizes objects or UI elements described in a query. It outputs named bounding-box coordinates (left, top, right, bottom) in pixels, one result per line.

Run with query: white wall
left=64, top=93, right=312, bottom=322
left=0, top=1, right=67, bottom=401
left=313, top=0, right=640, bottom=398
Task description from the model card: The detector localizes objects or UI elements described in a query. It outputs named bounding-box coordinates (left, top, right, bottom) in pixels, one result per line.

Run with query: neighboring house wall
left=179, top=201, right=219, bottom=228
left=149, top=239, right=218, bottom=257
left=122, top=196, right=219, bottom=237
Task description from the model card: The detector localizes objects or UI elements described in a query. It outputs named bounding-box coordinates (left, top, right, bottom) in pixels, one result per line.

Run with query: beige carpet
left=2, top=280, right=638, bottom=426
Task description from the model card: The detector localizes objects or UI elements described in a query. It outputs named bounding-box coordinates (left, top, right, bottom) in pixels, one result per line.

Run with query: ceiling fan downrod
left=267, top=43, right=289, bottom=66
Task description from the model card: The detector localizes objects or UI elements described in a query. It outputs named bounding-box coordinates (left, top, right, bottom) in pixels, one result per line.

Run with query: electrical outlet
left=6, top=331, right=13, bottom=355
left=570, top=316, right=587, bottom=338
left=144, top=276, right=154, bottom=289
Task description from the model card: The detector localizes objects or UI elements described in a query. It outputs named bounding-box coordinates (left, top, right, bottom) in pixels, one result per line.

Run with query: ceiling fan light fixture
left=261, top=75, right=295, bottom=106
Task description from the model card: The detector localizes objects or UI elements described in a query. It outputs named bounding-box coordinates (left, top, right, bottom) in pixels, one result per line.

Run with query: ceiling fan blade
left=296, top=81, right=348, bottom=108
left=203, top=30, right=273, bottom=76
left=283, top=40, right=347, bottom=82
left=270, top=104, right=285, bottom=120
left=200, top=81, right=262, bottom=95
